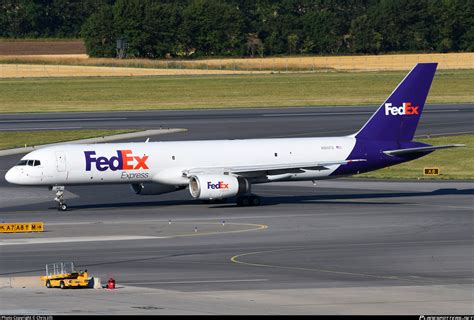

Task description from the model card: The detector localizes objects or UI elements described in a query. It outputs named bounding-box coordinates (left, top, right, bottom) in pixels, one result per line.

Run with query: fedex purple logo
left=207, top=181, right=229, bottom=189
left=384, top=102, right=419, bottom=116
left=84, top=150, right=149, bottom=171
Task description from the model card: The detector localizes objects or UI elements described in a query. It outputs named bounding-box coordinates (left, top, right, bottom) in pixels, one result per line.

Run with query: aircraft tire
left=250, top=196, right=261, bottom=206
left=237, top=196, right=260, bottom=207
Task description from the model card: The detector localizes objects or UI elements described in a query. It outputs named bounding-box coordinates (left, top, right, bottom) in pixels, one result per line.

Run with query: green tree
left=349, top=14, right=378, bottom=53
left=112, top=0, right=149, bottom=58
left=81, top=4, right=116, bottom=57
left=181, top=0, right=245, bottom=57
left=0, top=0, right=109, bottom=38
left=432, top=0, right=474, bottom=52
left=75, top=0, right=473, bottom=58
left=142, top=2, right=184, bottom=58
left=302, top=10, right=342, bottom=54
left=287, top=33, right=298, bottom=54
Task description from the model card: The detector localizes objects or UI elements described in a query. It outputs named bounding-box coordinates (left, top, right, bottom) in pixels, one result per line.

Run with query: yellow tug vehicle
left=40, top=262, right=89, bottom=289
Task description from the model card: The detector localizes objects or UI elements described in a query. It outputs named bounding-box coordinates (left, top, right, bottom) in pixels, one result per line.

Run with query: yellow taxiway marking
left=168, top=222, right=268, bottom=239
left=231, top=249, right=400, bottom=281
left=230, top=245, right=459, bottom=284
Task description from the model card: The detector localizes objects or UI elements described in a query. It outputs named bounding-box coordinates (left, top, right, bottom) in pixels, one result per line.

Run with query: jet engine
left=188, top=174, right=250, bottom=200
left=130, top=182, right=184, bottom=195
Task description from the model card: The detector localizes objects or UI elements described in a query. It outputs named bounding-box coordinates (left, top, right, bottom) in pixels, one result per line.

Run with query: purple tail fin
left=355, top=63, right=437, bottom=141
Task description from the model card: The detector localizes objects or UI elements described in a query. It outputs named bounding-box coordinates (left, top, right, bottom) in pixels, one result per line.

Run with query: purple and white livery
left=5, top=63, right=464, bottom=210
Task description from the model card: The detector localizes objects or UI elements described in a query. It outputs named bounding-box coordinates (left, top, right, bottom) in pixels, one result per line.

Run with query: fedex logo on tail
left=84, top=150, right=149, bottom=171
left=207, top=181, right=229, bottom=190
left=384, top=102, right=419, bottom=116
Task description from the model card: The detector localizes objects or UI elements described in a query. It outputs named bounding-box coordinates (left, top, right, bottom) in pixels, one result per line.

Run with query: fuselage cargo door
left=55, top=151, right=67, bottom=172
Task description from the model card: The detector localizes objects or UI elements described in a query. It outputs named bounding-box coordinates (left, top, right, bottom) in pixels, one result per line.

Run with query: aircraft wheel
left=241, top=197, right=250, bottom=206
left=58, top=203, right=68, bottom=211
left=250, top=196, right=261, bottom=206
left=237, top=196, right=260, bottom=207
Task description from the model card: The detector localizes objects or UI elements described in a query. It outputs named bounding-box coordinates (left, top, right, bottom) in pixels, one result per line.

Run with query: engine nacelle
left=189, top=174, right=250, bottom=200
left=131, top=182, right=184, bottom=195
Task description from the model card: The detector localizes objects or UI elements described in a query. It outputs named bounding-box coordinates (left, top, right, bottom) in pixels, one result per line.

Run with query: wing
left=383, top=144, right=465, bottom=157
left=183, top=159, right=366, bottom=178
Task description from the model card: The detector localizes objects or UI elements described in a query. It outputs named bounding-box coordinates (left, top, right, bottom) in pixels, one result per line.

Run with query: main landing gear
left=236, top=195, right=261, bottom=207
left=51, top=186, right=68, bottom=211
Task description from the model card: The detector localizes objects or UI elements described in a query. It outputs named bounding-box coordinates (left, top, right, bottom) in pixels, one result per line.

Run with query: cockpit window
left=17, top=159, right=41, bottom=166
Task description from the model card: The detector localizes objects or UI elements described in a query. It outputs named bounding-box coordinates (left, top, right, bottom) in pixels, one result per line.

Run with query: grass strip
left=0, top=129, right=136, bottom=150
left=359, top=134, right=473, bottom=180
left=0, top=70, right=472, bottom=113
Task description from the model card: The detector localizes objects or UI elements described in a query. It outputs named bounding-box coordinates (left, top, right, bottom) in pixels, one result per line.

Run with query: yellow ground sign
left=0, top=222, right=44, bottom=233
left=424, top=168, right=440, bottom=175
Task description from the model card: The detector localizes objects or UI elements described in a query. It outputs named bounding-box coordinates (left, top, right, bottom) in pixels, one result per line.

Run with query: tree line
left=1, top=0, right=472, bottom=58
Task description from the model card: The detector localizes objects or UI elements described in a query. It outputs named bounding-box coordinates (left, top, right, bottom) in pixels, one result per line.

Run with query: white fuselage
left=4, top=63, right=441, bottom=209
left=5, top=136, right=356, bottom=186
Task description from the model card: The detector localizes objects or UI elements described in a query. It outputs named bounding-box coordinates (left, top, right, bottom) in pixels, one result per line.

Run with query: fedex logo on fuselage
left=384, top=102, right=419, bottom=116
left=84, top=150, right=149, bottom=171
left=207, top=181, right=229, bottom=189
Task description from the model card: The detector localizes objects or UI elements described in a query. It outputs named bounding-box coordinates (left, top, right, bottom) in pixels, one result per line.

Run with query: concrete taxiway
left=0, top=180, right=473, bottom=314
left=0, top=106, right=473, bottom=314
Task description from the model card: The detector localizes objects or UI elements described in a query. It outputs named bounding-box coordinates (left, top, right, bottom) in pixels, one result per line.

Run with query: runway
left=1, top=104, right=473, bottom=140
left=0, top=105, right=473, bottom=314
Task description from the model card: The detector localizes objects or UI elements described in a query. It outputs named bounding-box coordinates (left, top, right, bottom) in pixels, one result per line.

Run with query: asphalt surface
left=1, top=104, right=473, bottom=139
left=0, top=180, right=473, bottom=314
left=0, top=105, right=473, bottom=314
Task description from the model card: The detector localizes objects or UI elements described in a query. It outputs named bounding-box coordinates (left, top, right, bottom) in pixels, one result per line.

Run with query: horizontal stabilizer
left=383, top=144, right=465, bottom=157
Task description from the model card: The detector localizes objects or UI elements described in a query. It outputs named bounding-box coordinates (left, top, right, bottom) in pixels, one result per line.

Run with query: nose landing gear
left=51, top=186, right=68, bottom=211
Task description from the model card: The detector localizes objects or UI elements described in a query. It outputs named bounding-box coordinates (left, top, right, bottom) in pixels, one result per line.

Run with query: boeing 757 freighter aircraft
left=5, top=63, right=463, bottom=210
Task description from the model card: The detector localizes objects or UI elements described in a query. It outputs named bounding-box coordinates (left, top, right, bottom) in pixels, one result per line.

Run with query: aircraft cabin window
left=17, top=160, right=28, bottom=166
left=27, top=160, right=34, bottom=166
left=34, top=160, right=41, bottom=166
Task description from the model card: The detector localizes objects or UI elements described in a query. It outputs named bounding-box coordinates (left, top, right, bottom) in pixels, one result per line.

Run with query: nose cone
left=5, top=167, right=20, bottom=184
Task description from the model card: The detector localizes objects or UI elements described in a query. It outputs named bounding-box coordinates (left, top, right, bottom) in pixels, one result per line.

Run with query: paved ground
left=0, top=180, right=473, bottom=314
left=0, top=106, right=472, bottom=314
left=1, top=104, right=473, bottom=139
